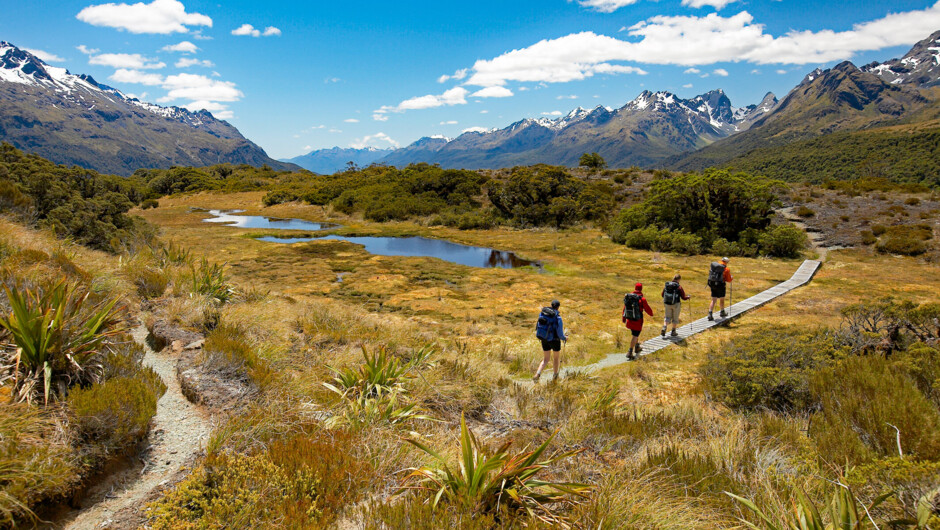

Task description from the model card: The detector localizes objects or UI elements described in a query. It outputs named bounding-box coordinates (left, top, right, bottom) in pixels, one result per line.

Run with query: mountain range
left=0, top=42, right=295, bottom=176
left=288, top=30, right=940, bottom=176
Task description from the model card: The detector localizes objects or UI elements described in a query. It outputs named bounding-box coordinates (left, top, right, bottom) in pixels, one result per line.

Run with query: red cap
left=635, top=282, right=643, bottom=291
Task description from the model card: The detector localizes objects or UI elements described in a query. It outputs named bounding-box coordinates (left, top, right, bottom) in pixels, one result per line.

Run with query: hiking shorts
left=540, top=339, right=561, bottom=351
left=709, top=282, right=726, bottom=298
left=664, top=302, right=681, bottom=324
left=630, top=329, right=641, bottom=337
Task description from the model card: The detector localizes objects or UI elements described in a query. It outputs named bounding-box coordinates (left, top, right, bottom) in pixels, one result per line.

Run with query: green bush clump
left=710, top=237, right=756, bottom=257
left=616, top=226, right=703, bottom=255
left=796, top=205, right=815, bottom=217
left=701, top=326, right=848, bottom=412
left=68, top=371, right=166, bottom=456
left=261, top=188, right=299, bottom=206
left=810, top=355, right=940, bottom=464
left=757, top=224, right=808, bottom=258
left=607, top=169, right=793, bottom=256
left=871, top=224, right=888, bottom=236
left=487, top=165, right=616, bottom=228
left=895, top=343, right=940, bottom=407
left=140, top=198, right=159, bottom=209
left=876, top=235, right=927, bottom=256
left=0, top=144, right=154, bottom=251
left=860, top=230, right=877, bottom=245
left=200, top=324, right=273, bottom=389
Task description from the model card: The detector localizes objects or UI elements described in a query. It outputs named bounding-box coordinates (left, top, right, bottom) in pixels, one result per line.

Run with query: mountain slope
left=0, top=42, right=295, bottom=176
left=862, top=30, right=940, bottom=89
left=668, top=61, right=931, bottom=172
left=379, top=89, right=768, bottom=169
left=283, top=146, right=394, bottom=174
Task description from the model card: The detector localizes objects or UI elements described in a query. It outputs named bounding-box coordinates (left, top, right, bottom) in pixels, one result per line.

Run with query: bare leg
left=630, top=336, right=639, bottom=352
left=552, top=351, right=560, bottom=377
left=534, top=350, right=551, bottom=378
left=719, top=297, right=725, bottom=311
left=709, top=298, right=717, bottom=313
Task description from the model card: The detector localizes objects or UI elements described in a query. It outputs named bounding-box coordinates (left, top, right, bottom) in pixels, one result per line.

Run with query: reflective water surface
left=201, top=209, right=337, bottom=231
left=201, top=209, right=536, bottom=269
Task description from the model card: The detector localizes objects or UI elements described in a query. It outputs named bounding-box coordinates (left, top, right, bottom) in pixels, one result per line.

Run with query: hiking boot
left=532, top=373, right=540, bottom=384
left=671, top=329, right=678, bottom=337
left=661, top=326, right=667, bottom=338
left=707, top=312, right=714, bottom=321
left=719, top=309, right=727, bottom=318
left=552, top=373, right=559, bottom=382
left=627, top=348, right=634, bottom=360
left=634, top=343, right=642, bottom=354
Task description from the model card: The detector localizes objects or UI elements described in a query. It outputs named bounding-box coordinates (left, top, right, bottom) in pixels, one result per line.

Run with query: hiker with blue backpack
left=661, top=273, right=691, bottom=338
left=622, top=283, right=654, bottom=360
left=533, top=300, right=567, bottom=383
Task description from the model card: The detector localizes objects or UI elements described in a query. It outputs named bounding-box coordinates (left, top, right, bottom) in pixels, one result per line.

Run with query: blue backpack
left=535, top=307, right=557, bottom=340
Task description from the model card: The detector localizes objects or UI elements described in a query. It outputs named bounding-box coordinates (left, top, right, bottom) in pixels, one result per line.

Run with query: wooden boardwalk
left=560, top=259, right=822, bottom=376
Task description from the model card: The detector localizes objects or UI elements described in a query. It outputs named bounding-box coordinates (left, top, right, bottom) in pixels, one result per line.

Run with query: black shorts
left=630, top=329, right=641, bottom=337
left=709, top=282, right=726, bottom=298
left=540, top=339, right=561, bottom=351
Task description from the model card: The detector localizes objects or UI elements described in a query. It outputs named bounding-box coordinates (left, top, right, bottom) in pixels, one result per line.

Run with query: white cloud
left=191, top=29, right=211, bottom=40
left=182, top=100, right=233, bottom=119
left=681, top=0, right=738, bottom=9
left=480, top=110, right=489, bottom=114
left=124, top=91, right=147, bottom=99
left=713, top=68, right=729, bottom=76
left=750, top=69, right=761, bottom=74
left=162, top=73, right=243, bottom=101
left=344, top=118, right=360, bottom=123
left=304, top=145, right=312, bottom=151
left=350, top=132, right=399, bottom=149
left=325, top=77, right=341, bottom=83
left=437, top=68, right=468, bottom=83
left=25, top=49, right=65, bottom=63
left=175, top=57, right=213, bottom=68
left=109, top=68, right=164, bottom=85
left=161, top=41, right=197, bottom=53
left=76, top=45, right=99, bottom=55
left=471, top=86, right=513, bottom=98
left=776, top=69, right=788, bottom=74
left=373, top=87, right=469, bottom=119
left=682, top=83, right=694, bottom=88
left=232, top=23, right=281, bottom=37
left=459, top=3, right=940, bottom=90
left=557, top=95, right=579, bottom=100
left=577, top=0, right=639, bottom=13
left=683, top=67, right=701, bottom=74
left=461, top=127, right=488, bottom=133
left=76, top=0, right=212, bottom=34
left=440, top=120, right=458, bottom=125
left=542, top=111, right=563, bottom=116
left=329, top=128, right=342, bottom=133
left=90, top=53, right=165, bottom=69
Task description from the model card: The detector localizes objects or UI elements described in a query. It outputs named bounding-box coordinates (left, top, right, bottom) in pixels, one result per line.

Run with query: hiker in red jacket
left=622, top=282, right=654, bottom=360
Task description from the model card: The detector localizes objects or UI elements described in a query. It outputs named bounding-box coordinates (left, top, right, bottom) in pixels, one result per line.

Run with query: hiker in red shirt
left=622, top=282, right=654, bottom=360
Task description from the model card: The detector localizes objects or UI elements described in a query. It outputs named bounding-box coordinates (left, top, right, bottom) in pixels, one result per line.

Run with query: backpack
left=707, top=262, right=726, bottom=286
left=623, top=293, right=643, bottom=321
left=663, top=282, right=681, bottom=305
left=535, top=307, right=557, bottom=340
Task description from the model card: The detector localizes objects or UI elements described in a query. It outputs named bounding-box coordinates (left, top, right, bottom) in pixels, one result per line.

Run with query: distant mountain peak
left=861, top=30, right=940, bottom=88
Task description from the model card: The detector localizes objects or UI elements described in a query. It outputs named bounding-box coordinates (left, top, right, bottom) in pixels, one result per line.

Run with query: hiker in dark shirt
left=661, top=273, right=691, bottom=338
left=707, top=257, right=733, bottom=321
left=622, top=283, right=653, bottom=360
left=533, top=300, right=567, bottom=382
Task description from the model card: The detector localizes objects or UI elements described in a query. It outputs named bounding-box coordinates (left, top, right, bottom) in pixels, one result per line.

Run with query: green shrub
left=132, top=266, right=169, bottom=299
left=201, top=324, right=273, bottom=389
left=701, top=326, right=848, bottom=412
left=905, top=197, right=922, bottom=206
left=877, top=235, right=927, bottom=256
left=810, top=355, right=940, bottom=464
left=616, top=226, right=704, bottom=255
left=796, top=205, right=815, bottom=217
left=140, top=198, right=159, bottom=209
left=860, top=230, right=877, bottom=245
left=710, top=237, right=756, bottom=257
left=896, top=343, right=940, bottom=407
left=0, top=281, right=125, bottom=404
left=261, top=189, right=298, bottom=206
left=190, top=258, right=234, bottom=304
left=757, top=224, right=808, bottom=258
left=68, top=372, right=166, bottom=455
left=872, top=224, right=888, bottom=236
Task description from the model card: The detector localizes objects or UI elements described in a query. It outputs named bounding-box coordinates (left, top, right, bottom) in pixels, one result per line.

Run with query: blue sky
left=2, top=0, right=939, bottom=158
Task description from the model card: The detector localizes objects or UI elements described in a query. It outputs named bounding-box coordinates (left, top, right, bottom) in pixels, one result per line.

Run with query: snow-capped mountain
left=861, top=30, right=940, bottom=88
left=376, top=89, right=770, bottom=169
left=282, top=146, right=395, bottom=174
left=0, top=42, right=293, bottom=176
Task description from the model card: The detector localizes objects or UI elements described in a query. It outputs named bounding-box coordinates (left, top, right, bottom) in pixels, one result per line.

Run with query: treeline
left=607, top=169, right=807, bottom=258
left=261, top=163, right=622, bottom=229
left=723, top=128, right=940, bottom=187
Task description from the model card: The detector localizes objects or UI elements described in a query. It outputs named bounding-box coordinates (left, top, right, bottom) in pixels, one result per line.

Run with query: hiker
left=661, top=274, right=691, bottom=338
left=707, top=257, right=733, bottom=321
left=622, top=283, right=653, bottom=360
left=533, top=299, right=567, bottom=382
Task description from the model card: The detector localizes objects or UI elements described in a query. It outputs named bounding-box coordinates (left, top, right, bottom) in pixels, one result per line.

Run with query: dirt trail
left=58, top=325, right=212, bottom=529
left=780, top=206, right=831, bottom=261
